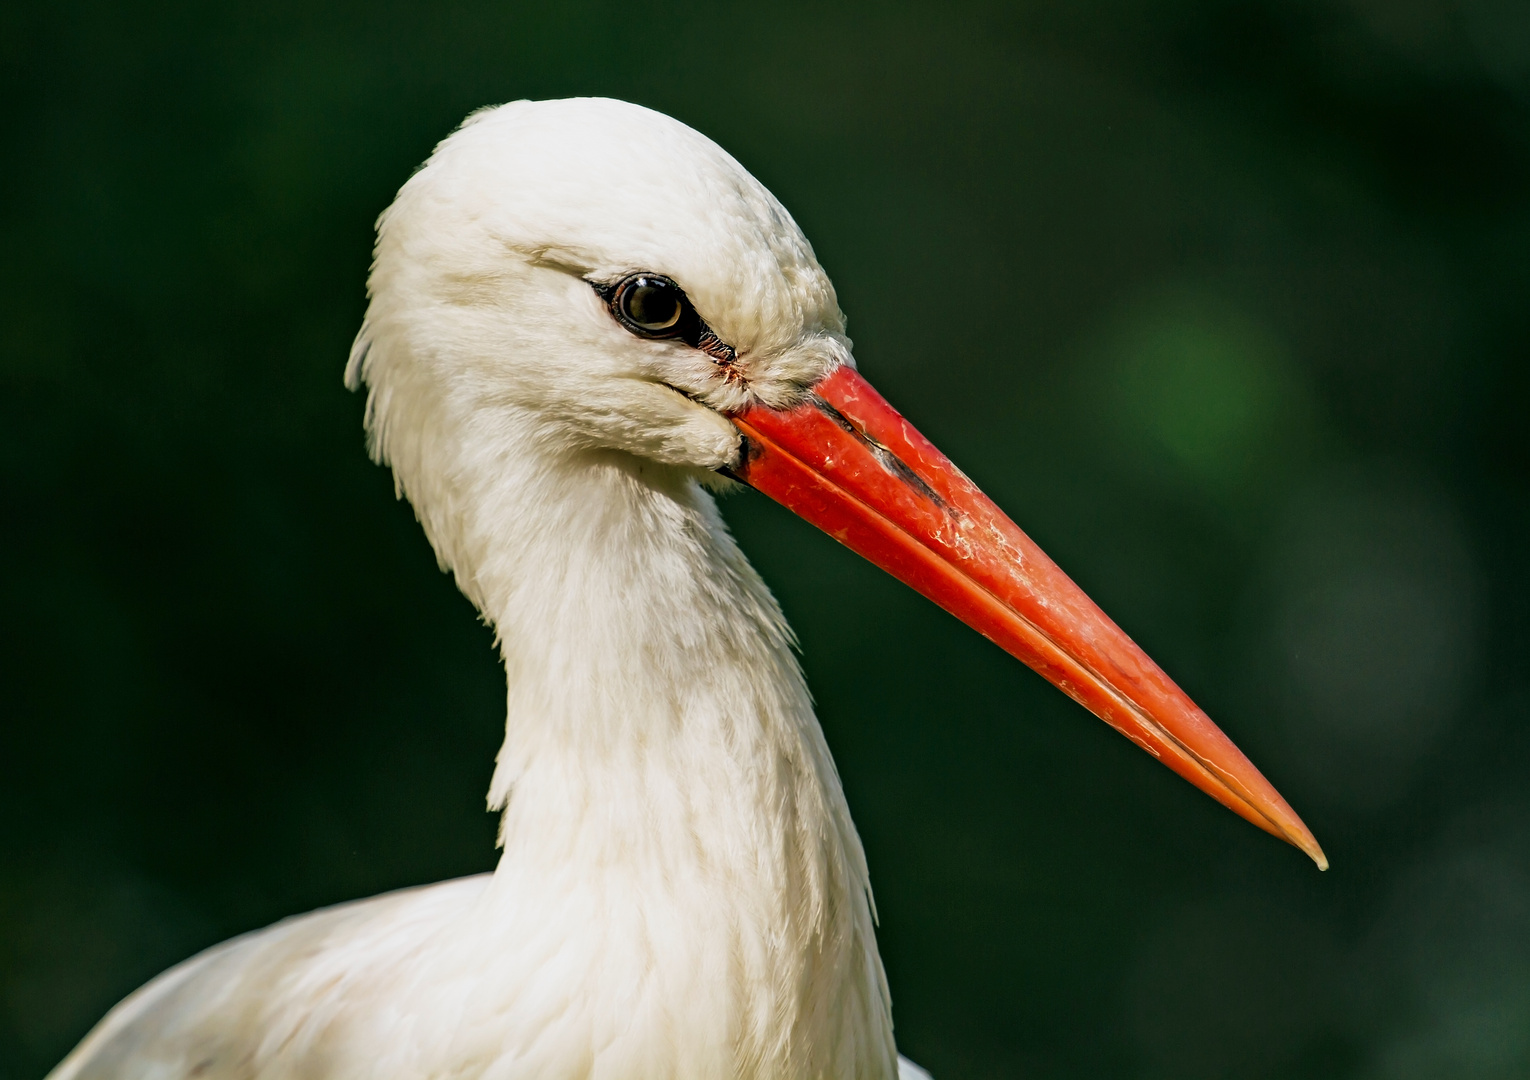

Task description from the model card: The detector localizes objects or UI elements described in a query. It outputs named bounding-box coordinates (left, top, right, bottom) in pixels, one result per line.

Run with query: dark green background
left=3, top=1, right=1528, bottom=1077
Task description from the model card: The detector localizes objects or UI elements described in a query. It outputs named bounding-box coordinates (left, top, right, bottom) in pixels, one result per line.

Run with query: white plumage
left=51, top=99, right=930, bottom=1080
left=50, top=91, right=1326, bottom=1080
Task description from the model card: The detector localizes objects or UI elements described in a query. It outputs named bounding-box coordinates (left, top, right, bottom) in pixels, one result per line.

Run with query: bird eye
left=593, top=272, right=739, bottom=373
left=610, top=273, right=691, bottom=338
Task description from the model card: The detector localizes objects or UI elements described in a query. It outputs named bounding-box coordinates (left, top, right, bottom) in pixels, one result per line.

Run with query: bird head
left=348, top=97, right=850, bottom=483
left=347, top=97, right=1327, bottom=870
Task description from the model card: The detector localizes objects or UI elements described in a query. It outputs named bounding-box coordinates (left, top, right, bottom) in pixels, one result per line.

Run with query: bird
left=48, top=97, right=1325, bottom=1080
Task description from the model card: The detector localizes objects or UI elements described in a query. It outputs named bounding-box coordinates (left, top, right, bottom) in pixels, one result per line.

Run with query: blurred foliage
left=1, top=1, right=1527, bottom=1077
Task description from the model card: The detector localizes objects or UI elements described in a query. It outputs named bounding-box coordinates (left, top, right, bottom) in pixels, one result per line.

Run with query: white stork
left=49, top=97, right=1324, bottom=1080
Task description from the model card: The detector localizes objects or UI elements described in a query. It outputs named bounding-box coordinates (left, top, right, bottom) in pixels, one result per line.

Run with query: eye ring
left=591, top=271, right=741, bottom=377
left=608, top=273, right=695, bottom=340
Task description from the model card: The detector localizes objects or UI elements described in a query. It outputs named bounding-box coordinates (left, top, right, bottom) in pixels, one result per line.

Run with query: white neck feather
left=430, top=431, right=896, bottom=1078
left=340, top=95, right=902, bottom=1077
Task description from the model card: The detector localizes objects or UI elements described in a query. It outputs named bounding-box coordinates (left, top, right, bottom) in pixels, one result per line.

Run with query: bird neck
left=446, top=445, right=896, bottom=1078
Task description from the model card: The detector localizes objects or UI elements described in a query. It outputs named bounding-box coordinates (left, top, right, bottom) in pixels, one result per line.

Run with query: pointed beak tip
left=1272, top=813, right=1326, bottom=870
left=1264, top=792, right=1326, bottom=870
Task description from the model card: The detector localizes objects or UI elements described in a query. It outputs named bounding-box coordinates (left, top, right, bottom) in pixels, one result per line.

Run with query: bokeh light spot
left=1099, top=289, right=1319, bottom=500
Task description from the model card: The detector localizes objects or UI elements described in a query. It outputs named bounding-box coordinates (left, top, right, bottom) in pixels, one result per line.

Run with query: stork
left=49, top=98, right=1324, bottom=1080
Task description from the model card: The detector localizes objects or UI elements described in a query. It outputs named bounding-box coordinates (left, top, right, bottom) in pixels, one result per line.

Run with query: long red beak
left=729, top=364, right=1326, bottom=868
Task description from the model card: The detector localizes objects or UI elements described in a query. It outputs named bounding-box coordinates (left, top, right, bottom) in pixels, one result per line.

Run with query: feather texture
left=50, top=97, right=925, bottom=1080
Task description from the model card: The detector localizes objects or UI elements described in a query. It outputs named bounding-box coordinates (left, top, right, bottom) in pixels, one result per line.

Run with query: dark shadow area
left=2, top=1, right=1527, bottom=1076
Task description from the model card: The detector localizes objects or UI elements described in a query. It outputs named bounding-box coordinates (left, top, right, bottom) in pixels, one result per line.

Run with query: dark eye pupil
left=621, top=278, right=683, bottom=332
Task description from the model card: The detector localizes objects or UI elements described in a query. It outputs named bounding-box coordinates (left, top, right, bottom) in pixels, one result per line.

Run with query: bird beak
left=728, top=364, right=1326, bottom=868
